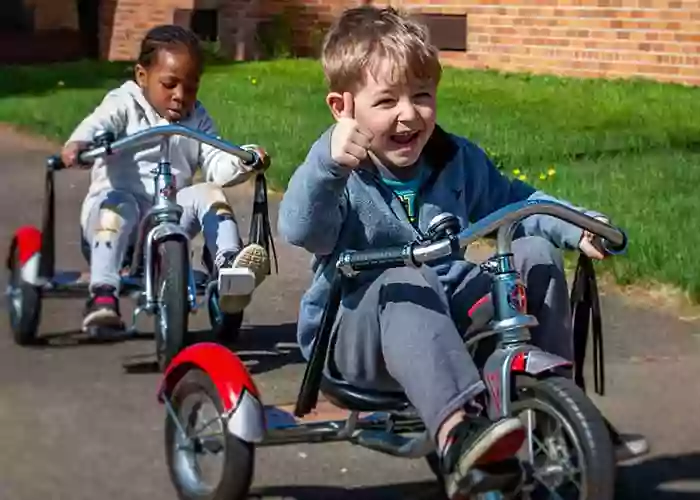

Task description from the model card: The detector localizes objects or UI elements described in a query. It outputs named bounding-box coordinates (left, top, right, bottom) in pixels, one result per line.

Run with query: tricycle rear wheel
left=6, top=243, right=42, bottom=345
left=165, top=368, right=255, bottom=500
left=155, top=239, right=192, bottom=371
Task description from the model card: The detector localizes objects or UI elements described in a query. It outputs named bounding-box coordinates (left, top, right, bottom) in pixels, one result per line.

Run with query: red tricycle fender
left=509, top=350, right=572, bottom=374
left=158, top=342, right=265, bottom=443
left=483, top=347, right=573, bottom=419
left=7, top=225, right=42, bottom=285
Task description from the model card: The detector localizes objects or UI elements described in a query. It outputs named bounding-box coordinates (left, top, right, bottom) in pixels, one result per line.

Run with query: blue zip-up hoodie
left=278, top=125, right=597, bottom=359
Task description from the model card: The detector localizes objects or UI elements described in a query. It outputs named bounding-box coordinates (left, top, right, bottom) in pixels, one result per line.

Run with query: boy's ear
left=326, top=92, right=348, bottom=121
left=134, top=63, right=147, bottom=88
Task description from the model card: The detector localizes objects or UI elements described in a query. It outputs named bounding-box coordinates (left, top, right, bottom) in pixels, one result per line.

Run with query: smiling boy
left=278, top=6, right=634, bottom=498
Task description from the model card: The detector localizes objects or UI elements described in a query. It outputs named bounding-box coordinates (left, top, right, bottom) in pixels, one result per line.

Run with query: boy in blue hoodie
left=278, top=6, right=643, bottom=498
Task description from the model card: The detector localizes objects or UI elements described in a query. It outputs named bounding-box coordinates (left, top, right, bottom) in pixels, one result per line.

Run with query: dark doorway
left=0, top=0, right=33, bottom=32
left=77, top=0, right=100, bottom=58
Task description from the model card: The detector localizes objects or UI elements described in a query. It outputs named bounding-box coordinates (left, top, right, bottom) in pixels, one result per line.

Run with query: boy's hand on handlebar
left=578, top=215, right=609, bottom=260
left=244, top=145, right=270, bottom=172
left=60, top=141, right=90, bottom=168
left=330, top=92, right=373, bottom=169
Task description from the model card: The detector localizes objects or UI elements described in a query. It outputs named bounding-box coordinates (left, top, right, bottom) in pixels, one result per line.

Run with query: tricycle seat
left=320, top=375, right=410, bottom=412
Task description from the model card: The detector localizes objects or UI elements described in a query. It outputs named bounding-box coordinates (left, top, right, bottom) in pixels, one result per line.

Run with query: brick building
left=3, top=0, right=699, bottom=86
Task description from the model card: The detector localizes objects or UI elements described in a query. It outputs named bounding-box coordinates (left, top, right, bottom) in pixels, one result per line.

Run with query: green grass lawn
left=1, top=58, right=699, bottom=300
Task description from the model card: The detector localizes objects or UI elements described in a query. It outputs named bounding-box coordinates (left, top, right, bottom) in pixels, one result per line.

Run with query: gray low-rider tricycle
left=157, top=198, right=631, bottom=499
left=5, top=124, right=276, bottom=370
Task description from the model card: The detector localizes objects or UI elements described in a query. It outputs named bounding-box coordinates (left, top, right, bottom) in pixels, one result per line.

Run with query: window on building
left=414, top=13, right=468, bottom=52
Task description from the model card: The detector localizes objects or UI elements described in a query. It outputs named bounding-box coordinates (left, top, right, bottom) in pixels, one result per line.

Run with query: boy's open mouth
left=390, top=131, right=420, bottom=146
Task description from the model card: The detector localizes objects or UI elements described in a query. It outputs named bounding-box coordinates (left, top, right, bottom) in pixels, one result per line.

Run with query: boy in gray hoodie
left=278, top=6, right=628, bottom=498
left=61, top=25, right=270, bottom=332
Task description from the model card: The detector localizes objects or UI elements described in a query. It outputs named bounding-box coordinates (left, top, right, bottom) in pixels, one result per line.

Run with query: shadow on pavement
left=119, top=321, right=304, bottom=376
left=249, top=452, right=700, bottom=499
left=24, top=327, right=152, bottom=348
left=250, top=480, right=442, bottom=500
left=617, top=452, right=700, bottom=499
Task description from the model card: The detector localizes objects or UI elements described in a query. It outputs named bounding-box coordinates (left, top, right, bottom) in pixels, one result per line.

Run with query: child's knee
left=379, top=265, right=442, bottom=291
left=188, top=183, right=234, bottom=217
left=93, top=192, right=139, bottom=238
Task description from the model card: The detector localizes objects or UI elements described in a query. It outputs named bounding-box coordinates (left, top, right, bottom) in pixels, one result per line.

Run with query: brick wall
left=100, top=0, right=699, bottom=86
left=395, top=0, right=700, bottom=86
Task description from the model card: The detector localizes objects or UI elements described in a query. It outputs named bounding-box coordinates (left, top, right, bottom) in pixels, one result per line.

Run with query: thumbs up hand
left=329, top=92, right=374, bottom=169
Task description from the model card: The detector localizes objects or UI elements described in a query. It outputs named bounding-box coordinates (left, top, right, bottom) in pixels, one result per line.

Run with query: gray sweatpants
left=82, top=182, right=243, bottom=291
left=332, top=236, right=572, bottom=440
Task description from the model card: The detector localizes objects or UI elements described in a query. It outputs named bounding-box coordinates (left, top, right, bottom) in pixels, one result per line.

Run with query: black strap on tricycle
left=248, top=172, right=278, bottom=275
left=38, top=156, right=63, bottom=282
left=570, top=253, right=605, bottom=396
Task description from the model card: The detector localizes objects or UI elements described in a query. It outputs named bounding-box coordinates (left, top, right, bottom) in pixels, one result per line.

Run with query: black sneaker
left=82, top=285, right=124, bottom=331
left=440, top=416, right=526, bottom=499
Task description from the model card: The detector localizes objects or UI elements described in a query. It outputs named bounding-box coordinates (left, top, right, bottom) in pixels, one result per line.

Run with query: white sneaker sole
left=82, top=309, right=123, bottom=331
left=218, top=268, right=257, bottom=297
left=233, top=244, right=269, bottom=286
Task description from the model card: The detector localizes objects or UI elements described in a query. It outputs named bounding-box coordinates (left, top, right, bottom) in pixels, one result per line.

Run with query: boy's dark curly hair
left=137, top=24, right=203, bottom=71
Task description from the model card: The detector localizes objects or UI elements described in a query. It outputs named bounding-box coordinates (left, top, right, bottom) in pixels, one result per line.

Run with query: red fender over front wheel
left=158, top=342, right=265, bottom=443
left=510, top=349, right=573, bottom=375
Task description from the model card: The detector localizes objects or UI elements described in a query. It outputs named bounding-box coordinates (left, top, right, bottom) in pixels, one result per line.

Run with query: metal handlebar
left=337, top=199, right=627, bottom=276
left=47, top=124, right=265, bottom=171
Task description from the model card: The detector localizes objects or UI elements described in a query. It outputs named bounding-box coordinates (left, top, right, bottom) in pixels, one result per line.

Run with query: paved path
left=0, top=127, right=699, bottom=499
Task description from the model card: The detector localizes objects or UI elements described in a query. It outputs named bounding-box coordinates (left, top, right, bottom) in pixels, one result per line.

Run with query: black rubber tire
left=154, top=239, right=191, bottom=372
left=207, top=293, right=243, bottom=345
left=165, top=368, right=255, bottom=500
left=6, top=243, right=42, bottom=345
left=511, top=376, right=616, bottom=500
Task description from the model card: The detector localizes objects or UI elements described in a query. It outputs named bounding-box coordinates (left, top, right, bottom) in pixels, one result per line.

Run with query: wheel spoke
left=511, top=381, right=602, bottom=500
left=531, top=472, right=567, bottom=500
left=189, top=413, right=226, bottom=440
left=199, top=435, right=225, bottom=454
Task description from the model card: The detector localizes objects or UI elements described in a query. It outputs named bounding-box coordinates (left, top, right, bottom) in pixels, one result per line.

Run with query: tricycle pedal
left=218, top=268, right=256, bottom=296
left=352, top=429, right=431, bottom=458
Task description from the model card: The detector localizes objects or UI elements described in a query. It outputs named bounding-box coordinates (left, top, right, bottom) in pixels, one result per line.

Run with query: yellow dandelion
left=251, top=78, right=258, bottom=85
left=512, top=168, right=521, bottom=176
left=547, top=168, right=556, bottom=176
left=518, top=174, right=527, bottom=181
left=539, top=173, right=547, bottom=180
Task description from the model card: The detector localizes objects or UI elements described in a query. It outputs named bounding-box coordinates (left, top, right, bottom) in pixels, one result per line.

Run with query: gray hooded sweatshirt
left=278, top=125, right=599, bottom=359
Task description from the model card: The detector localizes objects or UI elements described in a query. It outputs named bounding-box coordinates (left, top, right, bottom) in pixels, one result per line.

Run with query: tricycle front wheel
left=155, top=239, right=192, bottom=371
left=165, top=368, right=255, bottom=500
left=511, top=376, right=616, bottom=500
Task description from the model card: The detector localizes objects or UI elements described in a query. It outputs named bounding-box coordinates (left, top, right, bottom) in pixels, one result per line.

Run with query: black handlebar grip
left=46, top=155, right=65, bottom=171
left=340, top=246, right=412, bottom=272
left=601, top=226, right=628, bottom=255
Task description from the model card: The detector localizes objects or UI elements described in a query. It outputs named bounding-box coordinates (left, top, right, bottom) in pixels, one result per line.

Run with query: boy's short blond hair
left=321, top=6, right=442, bottom=93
